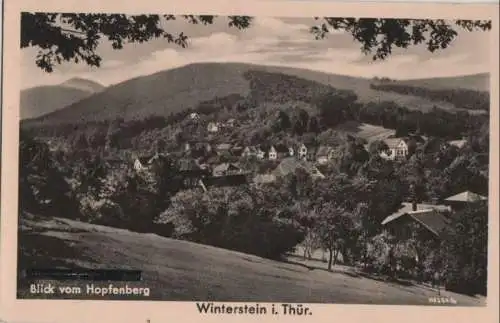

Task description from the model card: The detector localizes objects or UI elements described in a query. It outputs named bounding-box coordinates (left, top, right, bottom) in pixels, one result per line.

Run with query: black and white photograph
left=11, top=10, right=495, bottom=307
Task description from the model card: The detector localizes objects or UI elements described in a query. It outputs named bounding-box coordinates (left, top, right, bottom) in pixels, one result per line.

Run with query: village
left=127, top=113, right=485, bottom=259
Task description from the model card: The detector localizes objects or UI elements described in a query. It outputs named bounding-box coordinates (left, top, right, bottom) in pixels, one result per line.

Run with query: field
left=18, top=213, right=485, bottom=305
left=333, top=121, right=396, bottom=143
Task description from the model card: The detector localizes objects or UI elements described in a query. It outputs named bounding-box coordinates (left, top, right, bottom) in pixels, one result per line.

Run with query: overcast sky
left=20, top=16, right=491, bottom=89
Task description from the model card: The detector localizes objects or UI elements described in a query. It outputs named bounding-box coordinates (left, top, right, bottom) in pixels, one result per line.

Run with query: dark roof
left=274, top=144, right=289, bottom=153
left=382, top=202, right=450, bottom=225
left=203, top=174, right=248, bottom=188
left=382, top=202, right=452, bottom=237
left=136, top=155, right=155, bottom=165
left=410, top=210, right=450, bottom=236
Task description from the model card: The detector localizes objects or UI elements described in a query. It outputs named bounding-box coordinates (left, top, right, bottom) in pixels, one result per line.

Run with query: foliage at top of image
left=20, top=13, right=491, bottom=73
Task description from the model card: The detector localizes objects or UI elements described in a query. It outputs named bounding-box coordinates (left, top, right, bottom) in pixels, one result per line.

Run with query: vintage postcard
left=1, top=0, right=498, bottom=322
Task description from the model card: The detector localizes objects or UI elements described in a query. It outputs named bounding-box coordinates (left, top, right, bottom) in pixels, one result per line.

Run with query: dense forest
left=19, top=69, right=490, bottom=296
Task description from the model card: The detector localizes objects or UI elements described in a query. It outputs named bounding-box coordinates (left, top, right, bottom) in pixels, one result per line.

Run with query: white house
left=380, top=138, right=409, bottom=160
left=207, top=122, right=220, bottom=133
left=298, top=144, right=308, bottom=159
left=268, top=146, right=278, bottom=160
left=189, top=112, right=200, bottom=120
left=288, top=147, right=295, bottom=157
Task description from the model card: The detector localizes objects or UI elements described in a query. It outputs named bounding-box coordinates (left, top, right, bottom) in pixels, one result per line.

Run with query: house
left=273, top=157, right=325, bottom=180
left=189, top=112, right=200, bottom=120
left=230, top=144, right=245, bottom=157
left=380, top=138, right=409, bottom=160
left=253, top=174, right=277, bottom=185
left=297, top=144, right=308, bottom=159
left=443, top=190, right=487, bottom=211
left=207, top=122, right=220, bottom=133
left=213, top=163, right=242, bottom=177
left=226, top=118, right=237, bottom=127
left=288, top=147, right=295, bottom=157
left=328, top=146, right=342, bottom=160
left=176, top=159, right=210, bottom=189
left=381, top=202, right=452, bottom=240
left=133, top=155, right=156, bottom=171
left=316, top=146, right=333, bottom=165
left=202, top=174, right=248, bottom=189
left=242, top=146, right=257, bottom=158
left=447, top=139, right=468, bottom=149
left=215, top=143, right=233, bottom=156
left=275, top=144, right=290, bottom=159
left=256, top=148, right=265, bottom=159
left=268, top=146, right=278, bottom=160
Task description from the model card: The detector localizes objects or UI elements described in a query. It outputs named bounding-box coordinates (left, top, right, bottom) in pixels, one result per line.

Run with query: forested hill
left=21, top=63, right=489, bottom=127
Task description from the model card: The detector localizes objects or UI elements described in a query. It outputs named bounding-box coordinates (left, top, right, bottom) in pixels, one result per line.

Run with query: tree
left=438, top=202, right=488, bottom=296
left=315, top=202, right=354, bottom=270
left=21, top=13, right=491, bottom=73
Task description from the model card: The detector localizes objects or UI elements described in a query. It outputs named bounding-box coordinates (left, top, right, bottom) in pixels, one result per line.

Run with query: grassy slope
left=395, top=73, right=489, bottom=92
left=18, top=214, right=485, bottom=305
left=23, top=63, right=489, bottom=126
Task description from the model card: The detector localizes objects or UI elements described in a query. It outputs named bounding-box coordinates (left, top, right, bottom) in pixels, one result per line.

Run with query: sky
left=20, top=16, right=492, bottom=89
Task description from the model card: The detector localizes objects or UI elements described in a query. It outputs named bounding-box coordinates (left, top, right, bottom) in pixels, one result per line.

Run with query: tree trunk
left=328, top=247, right=334, bottom=271
left=333, top=249, right=340, bottom=266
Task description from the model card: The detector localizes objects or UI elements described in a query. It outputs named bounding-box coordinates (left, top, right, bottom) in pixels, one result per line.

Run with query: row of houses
left=183, top=141, right=342, bottom=164
left=131, top=150, right=326, bottom=191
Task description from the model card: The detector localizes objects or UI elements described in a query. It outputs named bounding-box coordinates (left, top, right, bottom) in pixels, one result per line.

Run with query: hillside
left=22, top=63, right=489, bottom=126
left=20, top=78, right=105, bottom=120
left=394, top=73, right=489, bottom=92
left=17, top=213, right=485, bottom=305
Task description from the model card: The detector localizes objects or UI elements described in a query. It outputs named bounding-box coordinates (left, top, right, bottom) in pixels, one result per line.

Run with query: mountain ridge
left=21, top=62, right=490, bottom=126
left=21, top=78, right=105, bottom=120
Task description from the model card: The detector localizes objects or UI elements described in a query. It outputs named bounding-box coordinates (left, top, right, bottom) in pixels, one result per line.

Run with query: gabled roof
left=216, top=143, right=232, bottom=150
left=383, top=138, right=405, bottom=150
left=382, top=202, right=452, bottom=237
left=444, top=191, right=487, bottom=203
left=136, top=155, right=155, bottom=165
left=447, top=139, right=467, bottom=149
left=213, top=163, right=240, bottom=173
left=382, top=202, right=450, bottom=225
